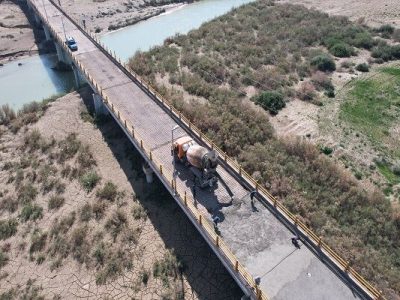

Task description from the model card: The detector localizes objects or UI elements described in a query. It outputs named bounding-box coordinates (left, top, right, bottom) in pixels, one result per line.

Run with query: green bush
left=320, top=145, right=334, bottom=155
left=80, top=171, right=101, bottom=192
left=371, top=43, right=395, bottom=61
left=329, top=43, right=354, bottom=57
left=20, top=203, right=43, bottom=222
left=356, top=63, right=370, bottom=72
left=97, top=181, right=118, bottom=201
left=80, top=203, right=92, bottom=222
left=254, top=91, right=285, bottom=115
left=376, top=24, right=395, bottom=38
left=0, top=218, right=18, bottom=240
left=310, top=54, right=336, bottom=72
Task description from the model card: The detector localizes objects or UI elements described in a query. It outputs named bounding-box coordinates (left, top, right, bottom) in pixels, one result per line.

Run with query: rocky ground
left=0, top=89, right=242, bottom=299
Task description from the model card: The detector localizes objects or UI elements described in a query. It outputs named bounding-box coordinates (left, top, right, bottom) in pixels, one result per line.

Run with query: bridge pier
left=142, top=163, right=154, bottom=184
left=55, top=42, right=68, bottom=64
left=43, top=25, right=52, bottom=41
left=92, top=93, right=108, bottom=116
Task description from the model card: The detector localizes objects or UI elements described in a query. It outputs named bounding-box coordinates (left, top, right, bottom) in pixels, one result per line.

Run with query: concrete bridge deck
left=27, top=0, right=380, bottom=299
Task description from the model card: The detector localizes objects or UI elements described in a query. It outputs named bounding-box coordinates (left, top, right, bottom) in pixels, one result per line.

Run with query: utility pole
left=57, top=0, right=67, bottom=40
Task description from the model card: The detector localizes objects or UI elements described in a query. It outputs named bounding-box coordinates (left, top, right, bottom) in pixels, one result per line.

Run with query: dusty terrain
left=0, top=0, right=42, bottom=64
left=278, top=0, right=400, bottom=28
left=0, top=0, right=188, bottom=64
left=0, top=90, right=242, bottom=299
left=59, top=0, right=188, bottom=34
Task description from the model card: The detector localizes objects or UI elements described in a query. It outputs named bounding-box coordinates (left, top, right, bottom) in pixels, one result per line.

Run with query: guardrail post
left=150, top=151, right=153, bottom=161
left=199, top=215, right=202, bottom=225
left=235, top=260, right=239, bottom=272
left=224, top=153, right=227, bottom=162
left=184, top=191, right=187, bottom=205
left=140, top=140, right=143, bottom=149
left=159, top=165, right=163, bottom=175
left=294, top=216, right=299, bottom=226
left=215, top=235, right=219, bottom=247
left=239, top=165, right=242, bottom=176
left=199, top=132, right=202, bottom=140
left=255, top=181, right=259, bottom=192
left=131, top=127, right=135, bottom=138
left=124, top=120, right=127, bottom=128
left=318, top=236, right=322, bottom=247
left=344, top=261, right=351, bottom=273
left=273, top=198, right=277, bottom=207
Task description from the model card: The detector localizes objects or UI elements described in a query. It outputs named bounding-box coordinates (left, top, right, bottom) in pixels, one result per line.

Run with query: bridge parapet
left=27, top=0, right=385, bottom=299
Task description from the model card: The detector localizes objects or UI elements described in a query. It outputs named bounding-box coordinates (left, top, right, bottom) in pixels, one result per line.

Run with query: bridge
left=26, top=0, right=384, bottom=299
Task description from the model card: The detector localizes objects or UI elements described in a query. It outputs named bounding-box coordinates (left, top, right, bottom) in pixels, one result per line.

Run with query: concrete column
left=72, top=65, right=81, bottom=89
left=43, top=26, right=52, bottom=41
left=92, top=93, right=108, bottom=116
left=55, top=42, right=67, bottom=63
left=33, top=13, right=41, bottom=26
left=142, top=163, right=154, bottom=184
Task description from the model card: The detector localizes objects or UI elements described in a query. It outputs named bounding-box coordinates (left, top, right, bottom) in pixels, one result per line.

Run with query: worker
left=291, top=235, right=301, bottom=249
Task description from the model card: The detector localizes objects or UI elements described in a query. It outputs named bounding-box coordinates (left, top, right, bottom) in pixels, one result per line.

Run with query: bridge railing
left=29, top=1, right=384, bottom=299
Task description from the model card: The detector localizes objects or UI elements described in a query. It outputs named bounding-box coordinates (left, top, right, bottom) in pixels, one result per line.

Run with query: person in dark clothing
left=291, top=235, right=301, bottom=249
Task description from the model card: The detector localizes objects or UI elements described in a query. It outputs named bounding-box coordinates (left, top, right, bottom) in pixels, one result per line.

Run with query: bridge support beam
left=92, top=93, right=108, bottom=116
left=33, top=12, right=41, bottom=26
left=142, top=163, right=154, bottom=184
left=43, top=25, right=52, bottom=41
left=72, top=64, right=82, bottom=89
left=55, top=42, right=67, bottom=64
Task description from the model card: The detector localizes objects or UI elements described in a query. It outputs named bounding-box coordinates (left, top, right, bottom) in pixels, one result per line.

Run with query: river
left=0, top=0, right=253, bottom=110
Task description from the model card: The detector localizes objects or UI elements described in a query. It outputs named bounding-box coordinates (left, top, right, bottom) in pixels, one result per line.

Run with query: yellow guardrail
left=29, top=1, right=384, bottom=299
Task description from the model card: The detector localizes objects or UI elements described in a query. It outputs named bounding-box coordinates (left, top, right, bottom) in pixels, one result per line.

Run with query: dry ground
left=0, top=0, right=40, bottom=64
left=277, top=0, right=400, bottom=28
left=0, top=89, right=242, bottom=299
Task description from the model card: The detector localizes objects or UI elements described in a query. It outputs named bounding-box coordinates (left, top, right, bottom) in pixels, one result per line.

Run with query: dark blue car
left=66, top=37, right=78, bottom=51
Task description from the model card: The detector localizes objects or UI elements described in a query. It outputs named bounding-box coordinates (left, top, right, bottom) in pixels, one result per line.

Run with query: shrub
left=58, top=133, right=81, bottom=162
left=376, top=24, right=395, bottom=38
left=97, top=181, right=118, bottom=201
left=0, top=219, right=18, bottom=240
left=329, top=43, right=354, bottom=57
left=48, top=195, right=65, bottom=210
left=80, top=171, right=101, bottom=192
left=391, top=45, right=400, bottom=59
left=92, top=200, right=107, bottom=220
left=356, top=63, right=370, bottom=72
left=105, top=210, right=127, bottom=239
left=297, top=81, right=316, bottom=101
left=392, top=162, right=400, bottom=176
left=371, top=44, right=393, bottom=61
left=310, top=54, right=336, bottom=72
left=153, top=251, right=182, bottom=287
left=131, top=202, right=147, bottom=220
left=320, top=145, right=334, bottom=155
left=311, top=71, right=335, bottom=97
left=70, top=226, right=89, bottom=264
left=20, top=203, right=43, bottom=222
left=93, top=242, right=107, bottom=266
left=50, top=212, right=76, bottom=238
left=23, top=130, right=43, bottom=151
left=253, top=91, right=285, bottom=115
left=29, top=231, right=47, bottom=254
left=0, top=197, right=18, bottom=213
left=77, top=145, right=96, bottom=170
left=80, top=203, right=92, bottom=222
left=0, top=249, right=9, bottom=269
left=95, top=250, right=132, bottom=285
left=0, top=104, right=16, bottom=125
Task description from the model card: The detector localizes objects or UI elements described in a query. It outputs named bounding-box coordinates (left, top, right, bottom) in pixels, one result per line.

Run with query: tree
left=254, top=91, right=286, bottom=115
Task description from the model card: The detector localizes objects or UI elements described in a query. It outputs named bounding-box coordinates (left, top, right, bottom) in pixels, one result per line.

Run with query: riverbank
left=0, top=0, right=190, bottom=65
left=277, top=0, right=400, bottom=28
left=0, top=89, right=242, bottom=299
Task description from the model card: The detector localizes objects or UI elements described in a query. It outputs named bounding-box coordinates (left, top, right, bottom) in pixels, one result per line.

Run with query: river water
left=0, top=0, right=253, bottom=110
